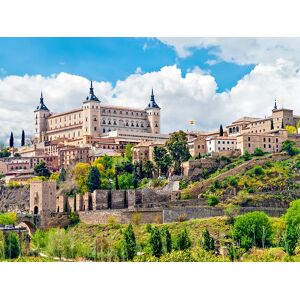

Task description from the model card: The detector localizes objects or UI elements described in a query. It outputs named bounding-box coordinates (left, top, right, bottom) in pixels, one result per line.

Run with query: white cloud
left=159, top=37, right=300, bottom=65
left=1, top=60, right=300, bottom=145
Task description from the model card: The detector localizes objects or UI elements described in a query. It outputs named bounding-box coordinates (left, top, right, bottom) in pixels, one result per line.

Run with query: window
left=248, top=143, right=251, bottom=147
left=248, top=137, right=251, bottom=142
left=264, top=144, right=266, bottom=148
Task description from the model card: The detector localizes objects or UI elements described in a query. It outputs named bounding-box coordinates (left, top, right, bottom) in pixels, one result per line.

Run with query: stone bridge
left=16, top=213, right=40, bottom=235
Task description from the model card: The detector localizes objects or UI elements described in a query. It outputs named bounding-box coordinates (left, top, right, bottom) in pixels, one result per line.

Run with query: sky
left=1, top=37, right=300, bottom=144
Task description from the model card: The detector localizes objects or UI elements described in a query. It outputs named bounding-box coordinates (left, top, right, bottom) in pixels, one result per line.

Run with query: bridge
left=16, top=213, right=41, bottom=236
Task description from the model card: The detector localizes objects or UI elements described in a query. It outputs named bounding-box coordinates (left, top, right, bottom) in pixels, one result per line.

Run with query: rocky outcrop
left=0, top=186, right=30, bottom=213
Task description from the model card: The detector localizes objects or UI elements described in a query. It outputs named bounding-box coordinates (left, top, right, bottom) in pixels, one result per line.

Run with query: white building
left=206, top=136, right=237, bottom=154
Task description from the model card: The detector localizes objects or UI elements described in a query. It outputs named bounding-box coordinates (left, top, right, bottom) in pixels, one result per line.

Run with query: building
left=34, top=83, right=162, bottom=143
left=0, top=158, right=31, bottom=175
left=206, top=136, right=237, bottom=154
left=132, top=141, right=166, bottom=163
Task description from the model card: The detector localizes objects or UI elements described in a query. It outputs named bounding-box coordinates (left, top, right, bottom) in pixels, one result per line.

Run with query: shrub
left=161, top=226, right=172, bottom=253
left=179, top=180, right=189, bottom=190
left=243, top=151, right=251, bottom=161
left=149, top=226, right=163, bottom=257
left=253, top=166, right=265, bottom=176
left=200, top=228, right=215, bottom=251
left=213, top=179, right=221, bottom=189
left=227, top=176, right=238, bottom=187
left=146, top=224, right=152, bottom=233
left=233, top=211, right=273, bottom=250
left=282, top=140, right=300, bottom=156
left=177, top=213, right=187, bottom=222
left=0, top=212, right=17, bottom=225
left=131, top=212, right=141, bottom=225
left=253, top=148, right=265, bottom=157
left=174, top=228, right=192, bottom=251
left=207, top=194, right=219, bottom=206
left=68, top=212, right=80, bottom=226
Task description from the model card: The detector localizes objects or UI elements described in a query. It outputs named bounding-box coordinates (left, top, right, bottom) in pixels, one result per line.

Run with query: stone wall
left=79, top=209, right=163, bottom=224
left=0, top=186, right=30, bottom=213
left=162, top=206, right=287, bottom=223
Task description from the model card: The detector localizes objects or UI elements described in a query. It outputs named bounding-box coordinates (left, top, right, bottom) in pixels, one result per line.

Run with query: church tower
left=34, top=92, right=51, bottom=142
left=145, top=89, right=161, bottom=134
left=82, top=81, right=101, bottom=137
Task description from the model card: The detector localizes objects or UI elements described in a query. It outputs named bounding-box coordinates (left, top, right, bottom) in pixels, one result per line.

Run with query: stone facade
left=29, top=180, right=56, bottom=214
left=34, top=82, right=161, bottom=143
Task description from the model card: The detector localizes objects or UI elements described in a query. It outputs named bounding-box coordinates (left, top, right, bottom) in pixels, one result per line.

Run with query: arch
left=17, top=221, right=37, bottom=236
left=34, top=206, right=39, bottom=215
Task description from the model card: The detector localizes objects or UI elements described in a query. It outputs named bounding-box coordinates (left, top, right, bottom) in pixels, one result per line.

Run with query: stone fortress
left=34, top=82, right=162, bottom=144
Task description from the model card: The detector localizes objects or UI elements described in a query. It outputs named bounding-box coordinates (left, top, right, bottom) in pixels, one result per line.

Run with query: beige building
left=0, top=158, right=31, bottom=175
left=132, top=141, right=166, bottom=163
left=34, top=83, right=161, bottom=143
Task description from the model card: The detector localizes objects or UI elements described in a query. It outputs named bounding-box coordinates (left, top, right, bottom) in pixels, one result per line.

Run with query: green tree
left=174, top=228, right=192, bottom=251
left=242, top=150, right=251, bottom=161
left=125, top=143, right=133, bottom=161
left=219, top=124, right=224, bottom=136
left=58, top=165, right=67, bottom=182
left=114, top=173, right=119, bottom=190
left=4, top=232, right=20, bottom=259
left=161, top=226, right=172, bottom=253
left=46, top=229, right=65, bottom=260
left=153, top=146, right=172, bottom=177
left=200, top=228, right=215, bottom=251
left=21, top=129, right=25, bottom=147
left=253, top=148, right=264, bottom=156
left=123, top=224, right=136, bottom=260
left=31, top=229, right=47, bottom=255
left=34, top=161, right=51, bottom=178
left=149, top=226, right=163, bottom=257
left=233, top=211, right=273, bottom=250
left=282, top=140, right=299, bottom=156
left=0, top=148, right=10, bottom=158
left=86, top=166, right=101, bottom=192
left=166, top=131, right=191, bottom=175
left=282, top=199, right=300, bottom=255
left=143, top=160, right=154, bottom=178
left=9, top=132, right=14, bottom=148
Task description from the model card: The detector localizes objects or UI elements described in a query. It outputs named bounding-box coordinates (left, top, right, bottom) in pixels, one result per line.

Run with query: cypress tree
left=149, top=226, right=163, bottom=258
left=200, top=228, right=215, bottom=251
left=86, top=166, right=101, bottom=192
left=9, top=132, right=14, bottom=148
left=21, top=129, right=25, bottom=147
left=174, top=228, right=191, bottom=251
left=58, top=165, right=67, bottom=182
left=4, top=232, right=20, bottom=259
left=162, top=226, right=172, bottom=253
left=115, top=173, right=119, bottom=190
left=123, top=224, right=136, bottom=260
left=219, top=124, right=224, bottom=136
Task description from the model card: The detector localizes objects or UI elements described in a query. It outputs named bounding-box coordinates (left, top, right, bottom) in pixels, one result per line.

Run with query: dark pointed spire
left=146, top=88, right=160, bottom=109
left=274, top=98, right=278, bottom=110
left=35, top=90, right=49, bottom=111
left=85, top=80, right=99, bottom=102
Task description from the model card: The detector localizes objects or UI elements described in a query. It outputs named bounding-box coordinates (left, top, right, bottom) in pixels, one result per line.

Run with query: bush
left=161, top=226, right=172, bottom=253
left=227, top=176, right=238, bottom=187
left=0, top=212, right=17, bottom=225
left=68, top=212, right=80, bottom=226
left=282, top=140, right=300, bottom=156
left=177, top=213, right=187, bottom=222
left=243, top=151, right=251, bottom=161
left=253, top=166, right=265, bottom=176
left=207, top=194, right=219, bottom=206
left=179, top=180, right=189, bottom=190
left=253, top=148, right=265, bottom=157
left=131, top=212, right=141, bottom=225
left=233, top=211, right=273, bottom=250
left=174, top=228, right=192, bottom=251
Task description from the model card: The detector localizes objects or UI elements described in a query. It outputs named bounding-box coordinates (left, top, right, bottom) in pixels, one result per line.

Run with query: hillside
left=182, top=153, right=300, bottom=208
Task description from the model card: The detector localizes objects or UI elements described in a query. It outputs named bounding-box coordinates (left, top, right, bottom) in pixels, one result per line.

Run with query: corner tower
left=82, top=81, right=101, bottom=137
left=145, top=89, right=161, bottom=134
left=34, top=92, right=51, bottom=142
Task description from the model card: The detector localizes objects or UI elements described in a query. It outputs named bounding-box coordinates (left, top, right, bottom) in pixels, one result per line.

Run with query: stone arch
left=17, top=221, right=37, bottom=236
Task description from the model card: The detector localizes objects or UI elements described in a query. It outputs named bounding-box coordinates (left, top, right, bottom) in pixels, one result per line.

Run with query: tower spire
left=146, top=88, right=160, bottom=109
left=85, top=80, right=99, bottom=102
left=35, top=90, right=48, bottom=111
left=274, top=98, right=278, bottom=110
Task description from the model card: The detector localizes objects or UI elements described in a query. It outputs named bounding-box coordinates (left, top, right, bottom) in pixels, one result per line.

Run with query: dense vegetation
left=24, top=200, right=300, bottom=262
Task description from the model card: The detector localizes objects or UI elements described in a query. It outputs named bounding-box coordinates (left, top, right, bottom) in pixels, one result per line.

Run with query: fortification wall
left=79, top=209, right=163, bottom=224
left=162, top=206, right=287, bottom=223
left=0, top=186, right=30, bottom=213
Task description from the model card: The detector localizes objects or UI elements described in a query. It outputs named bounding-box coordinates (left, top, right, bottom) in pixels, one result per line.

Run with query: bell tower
left=145, top=89, right=161, bottom=134
left=34, top=92, right=51, bottom=143
left=82, top=81, right=101, bottom=137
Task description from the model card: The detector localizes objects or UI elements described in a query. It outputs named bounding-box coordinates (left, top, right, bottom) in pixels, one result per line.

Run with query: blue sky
left=0, top=37, right=254, bottom=92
